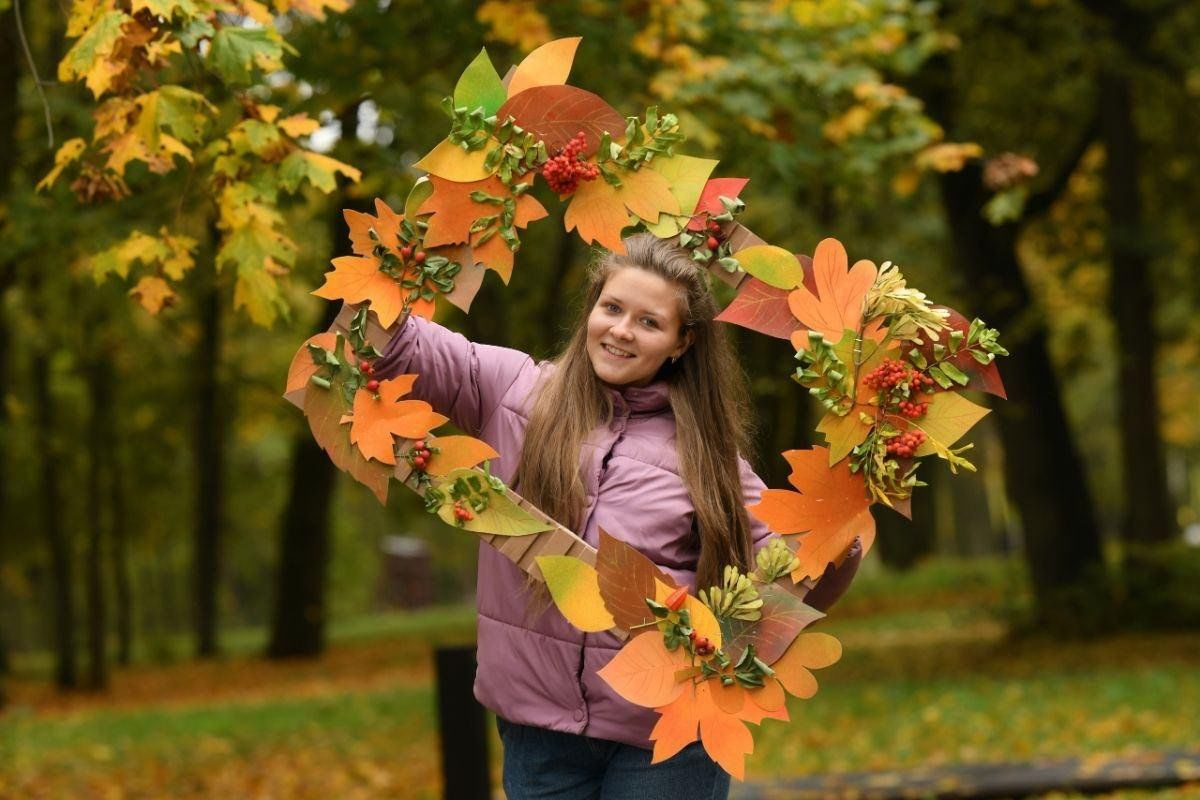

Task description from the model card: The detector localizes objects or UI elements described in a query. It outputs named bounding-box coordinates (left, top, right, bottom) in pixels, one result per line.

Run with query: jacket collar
left=608, top=381, right=671, bottom=416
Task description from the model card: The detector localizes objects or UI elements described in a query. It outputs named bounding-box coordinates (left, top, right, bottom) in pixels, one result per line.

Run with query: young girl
left=374, top=233, right=859, bottom=799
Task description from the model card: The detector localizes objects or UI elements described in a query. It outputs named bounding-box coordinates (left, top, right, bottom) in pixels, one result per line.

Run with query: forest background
left=0, top=0, right=1198, bottom=797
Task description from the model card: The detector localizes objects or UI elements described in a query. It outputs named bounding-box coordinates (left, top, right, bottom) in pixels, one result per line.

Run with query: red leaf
left=715, top=277, right=800, bottom=340
left=497, top=85, right=626, bottom=156
left=920, top=306, right=1007, bottom=399
left=688, top=177, right=750, bottom=230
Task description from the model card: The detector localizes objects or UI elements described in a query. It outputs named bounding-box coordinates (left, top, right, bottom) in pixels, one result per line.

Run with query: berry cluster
left=688, top=630, right=715, bottom=657
left=452, top=500, right=474, bottom=523
left=885, top=430, right=927, bottom=459
left=896, top=399, right=929, bottom=419
left=863, top=359, right=937, bottom=396
left=705, top=219, right=724, bottom=251
left=399, top=244, right=427, bottom=264
left=359, top=359, right=380, bottom=394
left=408, top=439, right=432, bottom=472
left=540, top=132, right=600, bottom=194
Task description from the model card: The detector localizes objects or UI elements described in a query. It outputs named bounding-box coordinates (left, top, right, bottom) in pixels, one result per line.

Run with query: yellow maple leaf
left=564, top=167, right=679, bottom=254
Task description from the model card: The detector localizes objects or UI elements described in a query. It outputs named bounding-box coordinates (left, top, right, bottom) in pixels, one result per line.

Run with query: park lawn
left=2, top=560, right=1198, bottom=799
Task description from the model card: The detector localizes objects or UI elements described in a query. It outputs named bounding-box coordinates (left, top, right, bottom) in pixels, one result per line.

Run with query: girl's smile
left=585, top=267, right=693, bottom=387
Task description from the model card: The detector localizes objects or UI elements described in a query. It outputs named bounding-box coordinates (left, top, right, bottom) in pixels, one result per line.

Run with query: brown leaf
left=596, top=528, right=678, bottom=631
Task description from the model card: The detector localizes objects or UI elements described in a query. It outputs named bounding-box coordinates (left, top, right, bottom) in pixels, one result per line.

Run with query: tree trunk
left=194, top=267, right=224, bottom=657
left=267, top=306, right=339, bottom=659
left=875, top=477, right=936, bottom=570
left=937, top=165, right=1108, bottom=627
left=1098, top=69, right=1174, bottom=545
left=110, top=435, right=133, bottom=666
left=32, top=289, right=76, bottom=688
left=84, top=353, right=110, bottom=690
left=0, top=0, right=21, bottom=684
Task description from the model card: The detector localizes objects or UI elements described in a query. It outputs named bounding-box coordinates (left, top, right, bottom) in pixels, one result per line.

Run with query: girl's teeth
left=604, top=344, right=631, bottom=357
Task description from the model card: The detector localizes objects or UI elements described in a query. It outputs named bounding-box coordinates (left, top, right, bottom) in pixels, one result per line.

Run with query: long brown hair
left=514, top=233, right=757, bottom=589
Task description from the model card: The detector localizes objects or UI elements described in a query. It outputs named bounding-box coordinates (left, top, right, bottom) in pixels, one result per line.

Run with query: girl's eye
left=605, top=303, right=620, bottom=313
left=641, top=317, right=659, bottom=329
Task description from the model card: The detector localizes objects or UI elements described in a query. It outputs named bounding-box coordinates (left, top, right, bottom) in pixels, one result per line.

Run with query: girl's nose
left=611, top=316, right=635, bottom=339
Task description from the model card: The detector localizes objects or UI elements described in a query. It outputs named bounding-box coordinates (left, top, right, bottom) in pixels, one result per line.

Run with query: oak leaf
left=747, top=447, right=876, bottom=581
left=341, top=375, right=447, bottom=465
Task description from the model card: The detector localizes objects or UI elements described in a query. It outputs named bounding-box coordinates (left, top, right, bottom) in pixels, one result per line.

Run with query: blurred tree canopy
left=1, top=0, right=1197, bottom=694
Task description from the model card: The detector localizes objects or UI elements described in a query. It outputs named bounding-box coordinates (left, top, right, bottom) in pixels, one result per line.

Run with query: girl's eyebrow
left=599, top=292, right=663, bottom=318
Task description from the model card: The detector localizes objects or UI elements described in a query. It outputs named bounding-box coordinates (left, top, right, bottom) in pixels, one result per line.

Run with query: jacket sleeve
left=372, top=314, right=533, bottom=437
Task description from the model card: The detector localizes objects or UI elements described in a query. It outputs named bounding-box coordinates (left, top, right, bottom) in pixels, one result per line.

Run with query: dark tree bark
left=194, top=267, right=224, bottom=657
left=110, top=435, right=133, bottom=666
left=32, top=286, right=76, bottom=688
left=875, top=478, right=936, bottom=570
left=0, top=0, right=20, bottom=683
left=914, top=57, right=1109, bottom=628
left=267, top=303, right=339, bottom=659
left=937, top=166, right=1107, bottom=623
left=1098, top=69, right=1174, bottom=545
left=84, top=353, right=111, bottom=689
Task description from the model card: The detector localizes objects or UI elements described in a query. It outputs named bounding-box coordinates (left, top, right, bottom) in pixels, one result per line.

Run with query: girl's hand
left=803, top=536, right=863, bottom=612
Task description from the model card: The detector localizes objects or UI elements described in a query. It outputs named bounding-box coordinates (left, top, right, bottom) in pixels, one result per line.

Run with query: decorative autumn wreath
left=285, top=37, right=1008, bottom=779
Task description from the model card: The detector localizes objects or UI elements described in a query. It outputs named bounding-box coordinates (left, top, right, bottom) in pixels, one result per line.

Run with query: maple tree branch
left=13, top=0, right=53, bottom=149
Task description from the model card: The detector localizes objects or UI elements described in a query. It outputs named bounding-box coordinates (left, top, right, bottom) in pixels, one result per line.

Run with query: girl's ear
left=672, top=328, right=695, bottom=359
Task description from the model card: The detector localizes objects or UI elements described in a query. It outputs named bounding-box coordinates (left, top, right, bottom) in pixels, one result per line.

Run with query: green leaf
left=405, top=177, right=434, bottom=218
left=58, top=10, right=129, bottom=95
left=733, top=244, right=805, bottom=289
left=154, top=85, right=216, bottom=143
left=434, top=469, right=554, bottom=536
left=454, top=48, right=507, bottom=117
left=208, top=27, right=285, bottom=86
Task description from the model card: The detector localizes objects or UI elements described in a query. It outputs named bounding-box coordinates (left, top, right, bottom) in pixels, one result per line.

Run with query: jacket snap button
left=573, top=708, right=585, bottom=722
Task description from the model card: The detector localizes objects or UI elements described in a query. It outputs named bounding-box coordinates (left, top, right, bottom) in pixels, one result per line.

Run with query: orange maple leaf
left=343, top=198, right=404, bottom=258
left=340, top=375, right=448, bottom=465
left=788, top=238, right=885, bottom=351
left=311, top=255, right=433, bottom=327
left=747, top=446, right=876, bottom=581
left=770, top=632, right=842, bottom=700
left=564, top=167, right=679, bottom=253
left=419, top=175, right=548, bottom=284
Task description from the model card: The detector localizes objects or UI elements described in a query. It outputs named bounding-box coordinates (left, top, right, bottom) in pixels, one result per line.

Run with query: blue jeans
left=497, top=717, right=731, bottom=800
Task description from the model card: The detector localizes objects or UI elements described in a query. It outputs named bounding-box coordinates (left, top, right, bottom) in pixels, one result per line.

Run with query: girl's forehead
left=600, top=267, right=685, bottom=315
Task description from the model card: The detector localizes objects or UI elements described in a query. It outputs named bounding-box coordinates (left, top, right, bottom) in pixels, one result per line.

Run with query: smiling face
left=585, top=266, right=693, bottom=388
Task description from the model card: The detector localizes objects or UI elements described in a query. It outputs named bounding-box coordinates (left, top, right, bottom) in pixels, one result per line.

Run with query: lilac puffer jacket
left=376, top=314, right=773, bottom=748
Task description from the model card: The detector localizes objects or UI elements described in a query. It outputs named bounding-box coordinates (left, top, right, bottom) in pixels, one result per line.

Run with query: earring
left=670, top=355, right=678, bottom=365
